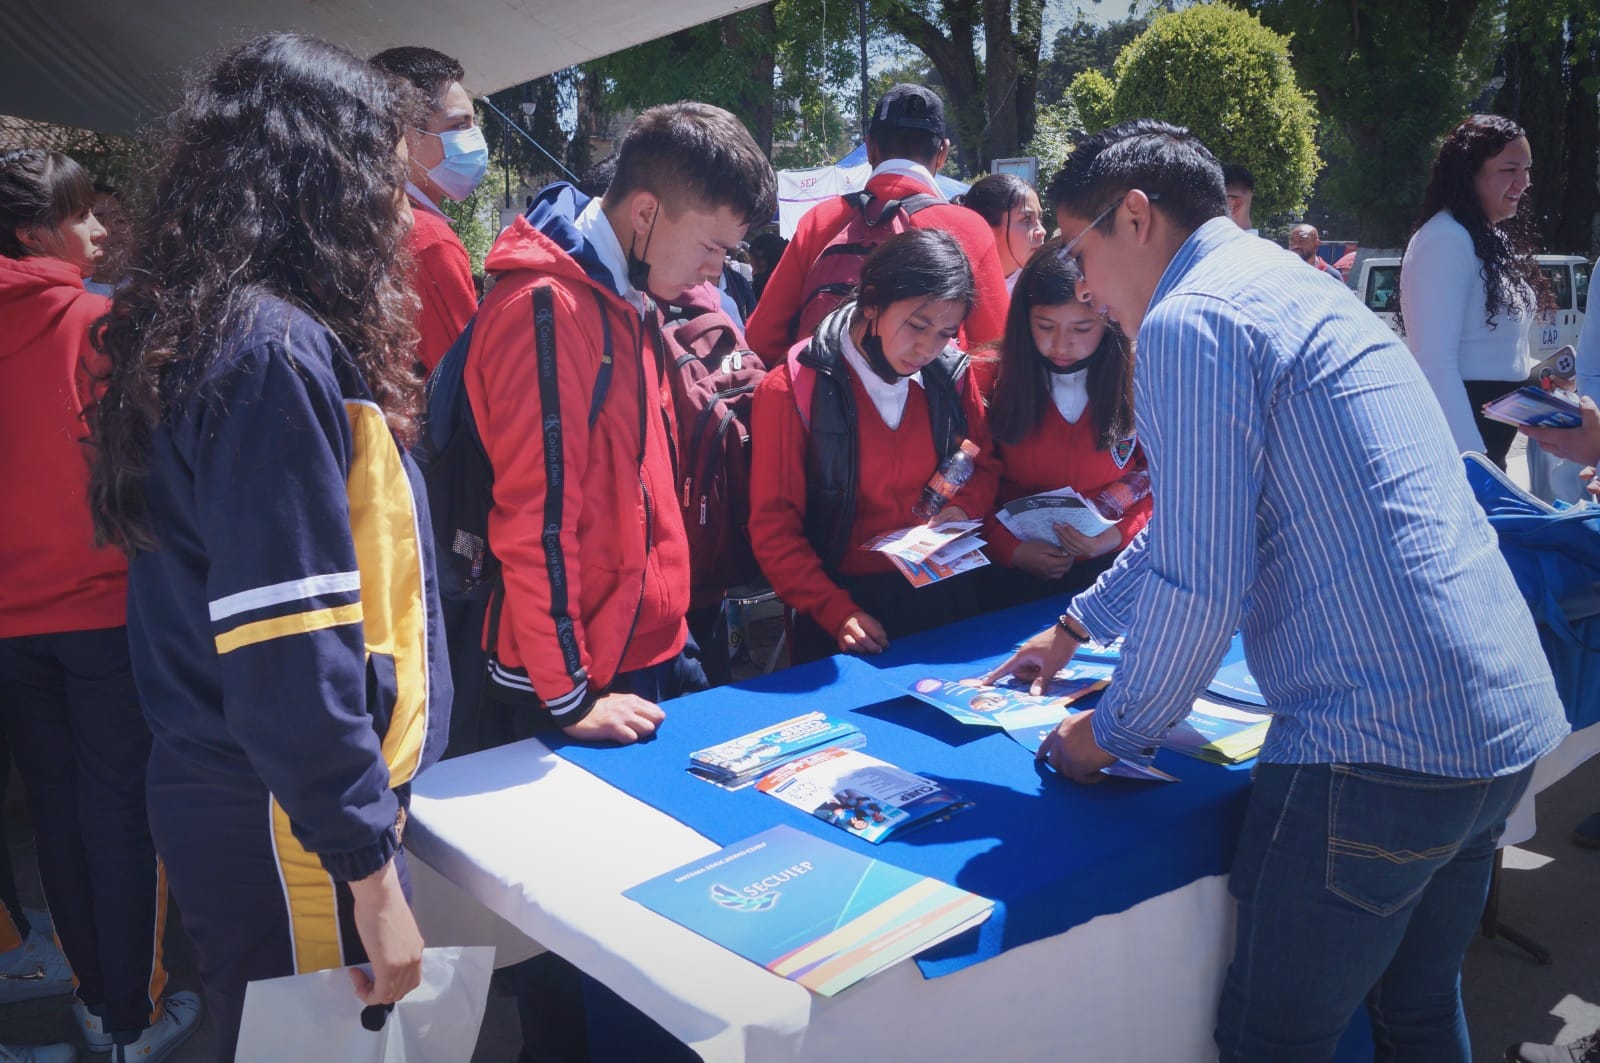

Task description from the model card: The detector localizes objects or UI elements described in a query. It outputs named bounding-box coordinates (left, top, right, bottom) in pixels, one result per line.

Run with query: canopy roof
left=1, top=0, right=761, bottom=135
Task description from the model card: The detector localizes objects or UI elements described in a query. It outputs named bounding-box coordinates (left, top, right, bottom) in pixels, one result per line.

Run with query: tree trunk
left=1556, top=9, right=1599, bottom=255
left=878, top=0, right=983, bottom=172
left=721, top=4, right=778, bottom=156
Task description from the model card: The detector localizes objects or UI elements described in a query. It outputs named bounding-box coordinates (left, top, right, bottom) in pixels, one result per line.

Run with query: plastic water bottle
left=1087, top=468, right=1151, bottom=520
left=913, top=439, right=981, bottom=520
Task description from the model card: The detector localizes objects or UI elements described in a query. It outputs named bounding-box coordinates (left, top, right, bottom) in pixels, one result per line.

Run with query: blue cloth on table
left=552, top=599, right=1255, bottom=978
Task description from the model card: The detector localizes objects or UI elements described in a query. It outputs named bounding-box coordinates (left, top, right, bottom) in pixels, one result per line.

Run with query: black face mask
left=626, top=215, right=657, bottom=298
left=859, top=319, right=914, bottom=385
left=1042, top=344, right=1106, bottom=377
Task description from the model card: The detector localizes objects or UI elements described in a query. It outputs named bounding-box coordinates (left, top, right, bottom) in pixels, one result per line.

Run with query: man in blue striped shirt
left=991, top=120, right=1569, bottom=1061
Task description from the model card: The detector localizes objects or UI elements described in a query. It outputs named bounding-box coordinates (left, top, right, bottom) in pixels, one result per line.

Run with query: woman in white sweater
left=1399, top=114, right=1549, bottom=469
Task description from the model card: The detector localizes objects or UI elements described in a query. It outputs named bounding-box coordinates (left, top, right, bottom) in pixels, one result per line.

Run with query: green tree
left=1038, top=16, right=1149, bottom=102
left=1107, top=3, right=1321, bottom=219
left=874, top=0, right=1046, bottom=172
left=1491, top=0, right=1600, bottom=255
left=1067, top=69, right=1117, bottom=135
left=1229, top=0, right=1501, bottom=245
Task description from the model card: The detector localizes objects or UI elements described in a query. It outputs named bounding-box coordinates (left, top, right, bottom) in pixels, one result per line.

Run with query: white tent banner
left=775, top=160, right=870, bottom=238
left=0, top=0, right=765, bottom=135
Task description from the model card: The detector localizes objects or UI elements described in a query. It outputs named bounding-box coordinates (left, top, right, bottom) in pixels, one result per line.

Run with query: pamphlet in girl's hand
left=996, top=487, right=1117, bottom=542
left=861, top=521, right=989, bottom=587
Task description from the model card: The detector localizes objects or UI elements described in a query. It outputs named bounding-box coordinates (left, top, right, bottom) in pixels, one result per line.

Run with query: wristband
left=1056, top=613, right=1090, bottom=642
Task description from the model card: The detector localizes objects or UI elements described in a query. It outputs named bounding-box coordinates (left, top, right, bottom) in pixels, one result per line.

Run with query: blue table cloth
left=553, top=599, right=1255, bottom=977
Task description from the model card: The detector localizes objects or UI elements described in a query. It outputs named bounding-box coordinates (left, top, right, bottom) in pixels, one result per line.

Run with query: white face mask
left=422, top=126, right=489, bottom=201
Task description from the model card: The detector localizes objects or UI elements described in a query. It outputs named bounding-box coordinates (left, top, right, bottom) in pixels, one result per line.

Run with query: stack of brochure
left=1166, top=640, right=1272, bottom=765
left=1061, top=634, right=1272, bottom=765
left=624, top=825, right=994, bottom=997
left=757, top=747, right=971, bottom=843
left=861, top=520, right=989, bottom=587
left=688, top=712, right=867, bottom=790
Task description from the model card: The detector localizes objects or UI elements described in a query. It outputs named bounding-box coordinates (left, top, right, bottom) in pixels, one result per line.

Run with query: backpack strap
left=787, top=345, right=816, bottom=434
left=898, top=192, right=941, bottom=217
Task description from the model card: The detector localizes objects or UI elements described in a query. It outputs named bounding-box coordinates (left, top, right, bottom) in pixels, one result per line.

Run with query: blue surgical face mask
left=422, top=126, right=488, bottom=201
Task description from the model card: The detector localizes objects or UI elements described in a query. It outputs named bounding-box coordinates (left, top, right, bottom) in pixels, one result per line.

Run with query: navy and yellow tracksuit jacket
left=127, top=296, right=451, bottom=886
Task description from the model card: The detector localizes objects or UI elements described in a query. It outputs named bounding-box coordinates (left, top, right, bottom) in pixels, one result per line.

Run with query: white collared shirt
left=572, top=197, right=647, bottom=315
left=839, top=324, right=922, bottom=430
left=406, top=181, right=448, bottom=220
left=868, top=159, right=947, bottom=202
left=1050, top=367, right=1089, bottom=423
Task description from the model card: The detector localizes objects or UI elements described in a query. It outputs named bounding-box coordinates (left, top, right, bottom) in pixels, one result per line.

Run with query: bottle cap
left=958, top=439, right=979, bottom=457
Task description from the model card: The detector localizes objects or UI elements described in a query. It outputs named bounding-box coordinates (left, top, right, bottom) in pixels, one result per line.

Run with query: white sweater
left=1399, top=209, right=1533, bottom=453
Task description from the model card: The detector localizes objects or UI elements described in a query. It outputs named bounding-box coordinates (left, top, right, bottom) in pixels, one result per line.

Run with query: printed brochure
left=1481, top=385, right=1582, bottom=429
left=624, top=825, right=994, bottom=997
left=996, top=487, right=1116, bottom=542
left=901, top=667, right=1174, bottom=782
left=688, top=712, right=867, bottom=789
left=862, top=521, right=990, bottom=587
left=757, top=747, right=971, bottom=843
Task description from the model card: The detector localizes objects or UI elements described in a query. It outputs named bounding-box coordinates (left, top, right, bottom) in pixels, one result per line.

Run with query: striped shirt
left=1068, top=217, right=1568, bottom=778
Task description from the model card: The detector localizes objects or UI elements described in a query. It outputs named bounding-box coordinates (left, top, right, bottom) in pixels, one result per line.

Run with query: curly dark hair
left=88, top=33, right=423, bottom=554
left=983, top=241, right=1133, bottom=450
left=1404, top=114, right=1550, bottom=330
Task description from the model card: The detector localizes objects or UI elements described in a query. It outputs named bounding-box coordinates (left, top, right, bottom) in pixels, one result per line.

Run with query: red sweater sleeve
left=1115, top=448, right=1153, bottom=549
left=409, top=217, right=477, bottom=372
left=747, top=365, right=862, bottom=639
left=468, top=280, right=599, bottom=713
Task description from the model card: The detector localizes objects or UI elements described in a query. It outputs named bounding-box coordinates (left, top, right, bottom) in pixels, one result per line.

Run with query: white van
left=1356, top=253, right=1592, bottom=358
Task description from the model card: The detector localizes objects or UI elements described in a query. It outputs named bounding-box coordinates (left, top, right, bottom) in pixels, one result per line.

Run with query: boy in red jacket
left=468, top=101, right=775, bottom=744
left=746, top=84, right=1008, bottom=362
left=371, top=46, right=482, bottom=372
left=466, top=100, right=774, bottom=1062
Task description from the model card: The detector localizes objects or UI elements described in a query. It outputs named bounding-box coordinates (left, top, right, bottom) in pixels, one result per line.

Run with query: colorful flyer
left=624, top=825, right=993, bottom=997
left=757, top=747, right=970, bottom=843
left=688, top=712, right=867, bottom=789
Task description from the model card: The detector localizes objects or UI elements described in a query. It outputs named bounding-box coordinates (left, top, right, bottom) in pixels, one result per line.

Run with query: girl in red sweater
left=749, top=229, right=997, bottom=664
left=0, top=149, right=200, bottom=1058
left=973, top=246, right=1150, bottom=611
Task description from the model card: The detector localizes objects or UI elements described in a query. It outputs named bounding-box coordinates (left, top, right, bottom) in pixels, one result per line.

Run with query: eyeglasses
left=1056, top=191, right=1159, bottom=267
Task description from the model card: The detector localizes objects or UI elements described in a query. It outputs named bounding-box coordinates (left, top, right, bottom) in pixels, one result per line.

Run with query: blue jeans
left=1216, top=761, right=1533, bottom=1062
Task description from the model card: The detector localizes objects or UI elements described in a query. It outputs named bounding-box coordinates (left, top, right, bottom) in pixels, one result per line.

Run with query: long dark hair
left=89, top=33, right=422, bottom=554
left=1404, top=114, right=1549, bottom=329
left=985, top=243, right=1133, bottom=449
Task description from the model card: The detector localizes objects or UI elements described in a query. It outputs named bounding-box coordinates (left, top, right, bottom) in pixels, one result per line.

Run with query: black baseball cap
left=870, top=84, right=946, bottom=138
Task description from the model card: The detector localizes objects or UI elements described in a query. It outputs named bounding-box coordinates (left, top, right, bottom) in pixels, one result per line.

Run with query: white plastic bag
left=234, top=945, right=495, bottom=1062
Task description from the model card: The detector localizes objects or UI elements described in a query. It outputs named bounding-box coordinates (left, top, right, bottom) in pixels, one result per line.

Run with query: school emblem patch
left=1111, top=434, right=1137, bottom=469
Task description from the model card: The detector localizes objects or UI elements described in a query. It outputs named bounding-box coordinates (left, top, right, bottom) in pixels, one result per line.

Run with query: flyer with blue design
left=623, top=825, right=993, bottom=997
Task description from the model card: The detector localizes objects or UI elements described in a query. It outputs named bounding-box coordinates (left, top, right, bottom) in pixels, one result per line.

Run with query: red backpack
left=793, top=190, right=940, bottom=341
left=657, top=285, right=767, bottom=605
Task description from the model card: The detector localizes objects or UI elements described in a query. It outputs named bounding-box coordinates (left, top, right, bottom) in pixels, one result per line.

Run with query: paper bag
left=235, top=945, right=495, bottom=1062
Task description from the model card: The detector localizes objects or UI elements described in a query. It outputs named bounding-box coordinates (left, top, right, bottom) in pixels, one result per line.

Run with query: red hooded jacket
left=0, top=254, right=125, bottom=637
left=466, top=190, right=690, bottom=724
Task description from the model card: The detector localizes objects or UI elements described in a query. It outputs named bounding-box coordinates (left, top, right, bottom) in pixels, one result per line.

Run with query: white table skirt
left=407, top=738, right=1237, bottom=1062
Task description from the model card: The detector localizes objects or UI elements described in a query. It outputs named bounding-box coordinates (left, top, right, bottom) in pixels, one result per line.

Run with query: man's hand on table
left=983, top=623, right=1079, bottom=695
left=1036, top=709, right=1117, bottom=783
left=563, top=692, right=665, bottom=744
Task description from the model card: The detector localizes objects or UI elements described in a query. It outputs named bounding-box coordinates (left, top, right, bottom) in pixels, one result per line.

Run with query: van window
left=1576, top=262, right=1591, bottom=314
left=1365, top=265, right=1400, bottom=314
left=1540, top=265, right=1572, bottom=311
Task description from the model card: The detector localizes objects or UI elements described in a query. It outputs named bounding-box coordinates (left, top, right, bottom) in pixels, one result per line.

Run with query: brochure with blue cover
left=623, top=825, right=994, bottom=997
